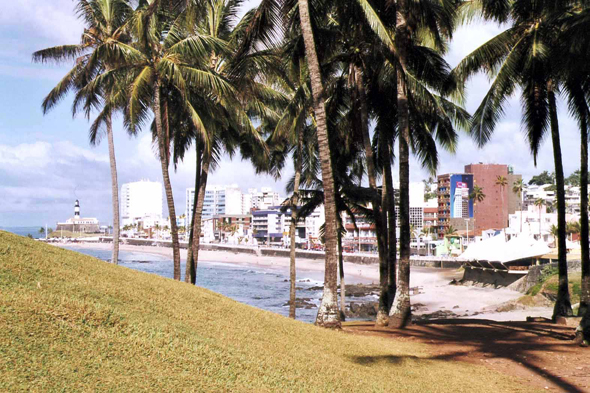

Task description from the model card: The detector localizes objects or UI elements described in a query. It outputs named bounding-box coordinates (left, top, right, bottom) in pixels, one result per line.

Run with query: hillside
left=0, top=231, right=534, bottom=392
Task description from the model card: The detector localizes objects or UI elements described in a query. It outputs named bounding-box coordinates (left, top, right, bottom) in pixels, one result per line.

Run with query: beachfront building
left=212, top=214, right=253, bottom=244
left=509, top=205, right=580, bottom=243
left=185, top=184, right=246, bottom=228
left=465, top=163, right=522, bottom=236
left=437, top=173, right=474, bottom=238
left=247, top=187, right=282, bottom=211
left=121, top=180, right=163, bottom=228
left=251, top=206, right=305, bottom=246
left=56, top=200, right=100, bottom=233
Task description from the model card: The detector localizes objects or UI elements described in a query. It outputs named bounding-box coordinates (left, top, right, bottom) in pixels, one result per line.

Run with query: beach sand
left=58, top=242, right=553, bottom=322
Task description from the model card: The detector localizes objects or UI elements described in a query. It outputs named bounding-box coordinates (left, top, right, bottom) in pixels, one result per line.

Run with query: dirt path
left=344, top=320, right=590, bottom=392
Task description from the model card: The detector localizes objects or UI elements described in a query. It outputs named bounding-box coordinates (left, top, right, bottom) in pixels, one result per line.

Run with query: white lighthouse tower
left=74, top=200, right=80, bottom=218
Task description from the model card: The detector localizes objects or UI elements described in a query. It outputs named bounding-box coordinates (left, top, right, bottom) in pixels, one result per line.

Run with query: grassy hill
left=0, top=231, right=534, bottom=392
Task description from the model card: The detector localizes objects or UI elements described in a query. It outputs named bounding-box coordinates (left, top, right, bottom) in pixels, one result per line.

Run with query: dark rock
left=282, top=298, right=317, bottom=309
left=345, top=301, right=378, bottom=318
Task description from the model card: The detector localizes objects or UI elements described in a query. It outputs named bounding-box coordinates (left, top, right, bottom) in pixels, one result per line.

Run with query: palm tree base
left=388, top=295, right=411, bottom=329
left=552, top=298, right=574, bottom=320
left=375, top=310, right=389, bottom=327
left=315, top=291, right=341, bottom=329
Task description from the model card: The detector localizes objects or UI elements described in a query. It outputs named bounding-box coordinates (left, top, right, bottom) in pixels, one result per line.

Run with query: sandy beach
left=58, top=242, right=553, bottom=321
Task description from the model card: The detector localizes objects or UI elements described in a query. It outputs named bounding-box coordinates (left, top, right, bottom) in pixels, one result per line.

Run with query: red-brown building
left=464, top=163, right=522, bottom=236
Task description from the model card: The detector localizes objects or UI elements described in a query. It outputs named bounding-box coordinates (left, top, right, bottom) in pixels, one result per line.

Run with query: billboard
left=450, top=174, right=474, bottom=218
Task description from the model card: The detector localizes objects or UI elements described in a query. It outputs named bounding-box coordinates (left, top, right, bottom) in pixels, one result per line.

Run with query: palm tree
left=33, top=0, right=133, bottom=266
left=445, top=226, right=458, bottom=236
left=496, top=175, right=508, bottom=228
left=550, top=224, right=559, bottom=240
left=386, top=0, right=467, bottom=329
left=83, top=1, right=241, bottom=280
left=297, top=0, right=342, bottom=328
left=513, top=179, right=524, bottom=233
left=534, top=198, right=546, bottom=239
left=453, top=0, right=575, bottom=318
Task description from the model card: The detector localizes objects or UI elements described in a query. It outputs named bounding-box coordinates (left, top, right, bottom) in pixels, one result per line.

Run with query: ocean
left=59, top=246, right=375, bottom=323
left=1, top=226, right=46, bottom=239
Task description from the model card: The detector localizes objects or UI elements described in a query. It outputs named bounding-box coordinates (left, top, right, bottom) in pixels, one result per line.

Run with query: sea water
left=1, top=227, right=46, bottom=239
left=60, top=246, right=373, bottom=323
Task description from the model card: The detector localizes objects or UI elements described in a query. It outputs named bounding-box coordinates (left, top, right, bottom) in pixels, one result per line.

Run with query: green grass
left=0, top=231, right=535, bottom=392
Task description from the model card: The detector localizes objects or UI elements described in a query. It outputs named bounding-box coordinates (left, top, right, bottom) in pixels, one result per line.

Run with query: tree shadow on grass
left=345, top=319, right=586, bottom=393
left=349, top=354, right=420, bottom=366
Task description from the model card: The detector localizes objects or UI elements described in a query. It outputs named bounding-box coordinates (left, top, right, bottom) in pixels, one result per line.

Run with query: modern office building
left=121, top=180, right=163, bottom=227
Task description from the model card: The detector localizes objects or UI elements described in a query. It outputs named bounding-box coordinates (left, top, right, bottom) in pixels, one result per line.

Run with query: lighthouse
left=74, top=200, right=80, bottom=218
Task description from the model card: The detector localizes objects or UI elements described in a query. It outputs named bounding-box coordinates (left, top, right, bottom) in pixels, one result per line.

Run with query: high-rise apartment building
left=437, top=173, right=474, bottom=238
left=185, top=184, right=246, bottom=227
left=248, top=187, right=282, bottom=210
left=121, top=180, right=163, bottom=226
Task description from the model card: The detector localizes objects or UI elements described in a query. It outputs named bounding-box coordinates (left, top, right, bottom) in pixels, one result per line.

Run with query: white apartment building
left=121, top=180, right=163, bottom=227
left=248, top=187, right=282, bottom=210
left=185, top=184, right=246, bottom=227
left=509, top=204, right=580, bottom=243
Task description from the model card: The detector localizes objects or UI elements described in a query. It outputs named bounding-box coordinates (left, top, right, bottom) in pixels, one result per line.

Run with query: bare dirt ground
left=345, top=320, right=590, bottom=392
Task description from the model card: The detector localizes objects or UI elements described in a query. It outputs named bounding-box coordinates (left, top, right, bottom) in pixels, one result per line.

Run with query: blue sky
left=0, top=1, right=582, bottom=227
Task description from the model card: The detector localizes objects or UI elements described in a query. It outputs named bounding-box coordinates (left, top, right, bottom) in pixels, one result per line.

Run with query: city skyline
left=0, top=1, right=585, bottom=227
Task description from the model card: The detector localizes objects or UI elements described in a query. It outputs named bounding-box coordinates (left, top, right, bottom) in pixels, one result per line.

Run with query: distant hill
left=0, top=231, right=532, bottom=392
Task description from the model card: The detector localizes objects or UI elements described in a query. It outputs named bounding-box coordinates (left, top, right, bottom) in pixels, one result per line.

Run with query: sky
left=0, top=1, right=582, bottom=227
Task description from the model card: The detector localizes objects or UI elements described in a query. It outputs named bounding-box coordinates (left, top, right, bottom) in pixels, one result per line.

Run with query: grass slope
left=0, top=231, right=534, bottom=392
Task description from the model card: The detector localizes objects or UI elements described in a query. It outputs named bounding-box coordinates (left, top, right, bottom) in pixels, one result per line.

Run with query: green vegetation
left=526, top=266, right=582, bottom=304
left=0, top=231, right=533, bottom=391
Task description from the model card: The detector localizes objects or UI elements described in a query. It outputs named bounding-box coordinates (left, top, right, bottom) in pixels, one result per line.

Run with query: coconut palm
left=81, top=1, right=249, bottom=280
left=559, top=5, right=590, bottom=323
left=534, top=198, right=546, bottom=239
left=453, top=0, right=576, bottom=317
left=445, top=226, right=458, bottom=236
left=296, top=0, right=342, bottom=328
left=33, top=0, right=133, bottom=265
left=496, top=175, right=508, bottom=227
left=513, top=179, right=524, bottom=233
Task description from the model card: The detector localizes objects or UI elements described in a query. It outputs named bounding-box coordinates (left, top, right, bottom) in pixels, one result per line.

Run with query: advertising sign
left=450, top=175, right=474, bottom=218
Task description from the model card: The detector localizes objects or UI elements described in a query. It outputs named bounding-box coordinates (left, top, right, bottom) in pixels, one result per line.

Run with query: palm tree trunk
left=185, top=143, right=201, bottom=284
left=579, top=114, right=589, bottom=316
left=389, top=4, right=411, bottom=328
left=338, top=227, right=346, bottom=321
left=105, top=112, right=119, bottom=265
left=353, top=66, right=388, bottom=326
left=384, top=147, right=397, bottom=311
left=548, top=82, right=573, bottom=318
left=289, top=129, right=303, bottom=319
left=154, top=80, right=181, bottom=280
left=298, top=0, right=340, bottom=328
left=189, top=152, right=211, bottom=284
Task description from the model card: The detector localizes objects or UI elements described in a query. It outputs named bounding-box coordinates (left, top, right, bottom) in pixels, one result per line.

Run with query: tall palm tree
left=534, top=198, right=546, bottom=239
left=296, top=0, right=341, bottom=328
left=453, top=0, right=574, bottom=318
left=82, top=1, right=237, bottom=280
left=496, top=175, right=508, bottom=227
left=513, top=179, right=524, bottom=233
left=387, top=0, right=467, bottom=329
left=33, top=0, right=133, bottom=265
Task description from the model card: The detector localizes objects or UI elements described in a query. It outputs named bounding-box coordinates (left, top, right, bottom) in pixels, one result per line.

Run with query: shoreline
left=55, top=241, right=379, bottom=284
left=54, top=241, right=553, bottom=321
